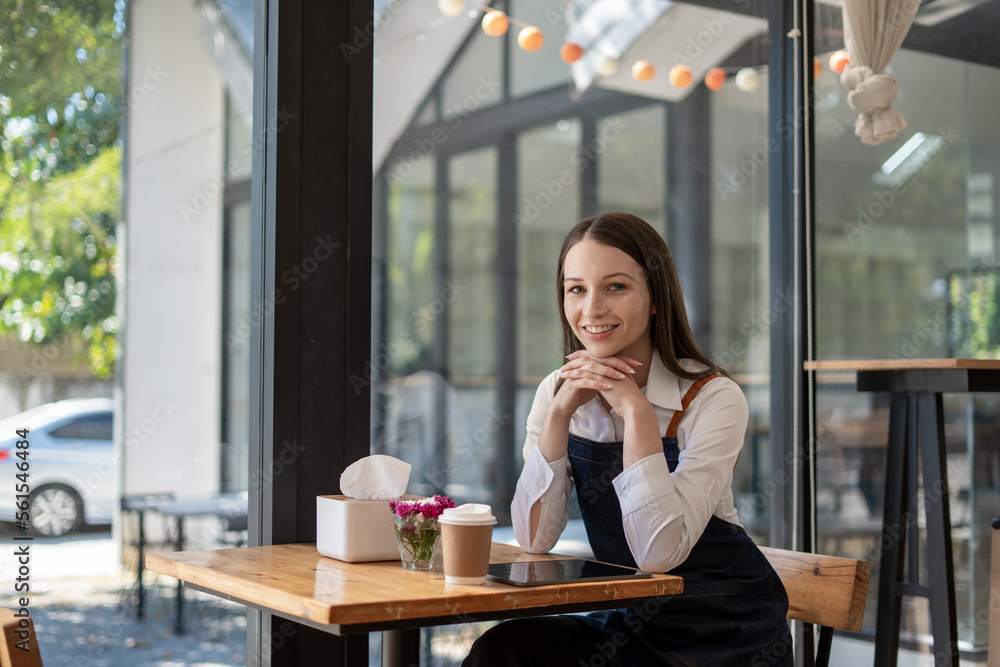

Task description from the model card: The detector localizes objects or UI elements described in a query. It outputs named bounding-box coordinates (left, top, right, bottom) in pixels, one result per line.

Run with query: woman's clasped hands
left=555, top=350, right=646, bottom=419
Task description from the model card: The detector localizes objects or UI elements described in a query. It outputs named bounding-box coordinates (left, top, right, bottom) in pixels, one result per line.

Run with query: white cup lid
left=439, top=503, right=497, bottom=525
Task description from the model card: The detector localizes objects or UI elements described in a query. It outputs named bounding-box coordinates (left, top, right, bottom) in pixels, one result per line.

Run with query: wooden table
left=146, top=542, right=682, bottom=666
left=805, top=358, right=1000, bottom=667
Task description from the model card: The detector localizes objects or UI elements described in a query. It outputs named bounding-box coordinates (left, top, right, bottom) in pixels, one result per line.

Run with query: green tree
left=0, top=0, right=123, bottom=378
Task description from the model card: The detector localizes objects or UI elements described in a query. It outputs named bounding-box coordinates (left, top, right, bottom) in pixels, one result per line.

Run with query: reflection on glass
left=445, top=149, right=498, bottom=502
left=814, top=1, right=1000, bottom=652
left=597, top=105, right=666, bottom=229
left=517, top=120, right=582, bottom=382
left=508, top=0, right=572, bottom=98
left=441, top=28, right=503, bottom=119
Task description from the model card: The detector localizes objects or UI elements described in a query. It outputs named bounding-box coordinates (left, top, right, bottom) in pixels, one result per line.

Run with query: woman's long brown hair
left=555, top=212, right=726, bottom=386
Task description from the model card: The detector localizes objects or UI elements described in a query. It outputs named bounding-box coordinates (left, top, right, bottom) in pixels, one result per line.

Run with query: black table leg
left=875, top=393, right=909, bottom=667
left=137, top=509, right=146, bottom=619
left=874, top=392, right=961, bottom=667
left=382, top=628, right=420, bottom=667
left=918, top=393, right=959, bottom=666
left=175, top=517, right=185, bottom=635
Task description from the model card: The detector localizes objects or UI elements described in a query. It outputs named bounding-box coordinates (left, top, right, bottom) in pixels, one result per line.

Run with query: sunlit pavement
left=0, top=524, right=245, bottom=666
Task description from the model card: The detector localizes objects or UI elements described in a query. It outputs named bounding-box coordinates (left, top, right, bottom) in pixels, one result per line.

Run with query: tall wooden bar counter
left=805, top=359, right=1000, bottom=666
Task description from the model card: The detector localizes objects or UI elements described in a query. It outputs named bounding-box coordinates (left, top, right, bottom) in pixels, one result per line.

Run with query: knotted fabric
left=840, top=66, right=903, bottom=145
left=841, top=0, right=920, bottom=145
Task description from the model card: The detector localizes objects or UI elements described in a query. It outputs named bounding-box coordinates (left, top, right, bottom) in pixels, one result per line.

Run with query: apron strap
left=664, top=373, right=726, bottom=438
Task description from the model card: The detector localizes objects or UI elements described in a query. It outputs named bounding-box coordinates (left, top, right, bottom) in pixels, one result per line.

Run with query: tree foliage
left=0, top=0, right=124, bottom=378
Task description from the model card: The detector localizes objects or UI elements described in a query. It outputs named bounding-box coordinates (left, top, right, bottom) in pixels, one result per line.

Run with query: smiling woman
left=561, top=240, right=654, bottom=366
left=462, top=213, right=791, bottom=666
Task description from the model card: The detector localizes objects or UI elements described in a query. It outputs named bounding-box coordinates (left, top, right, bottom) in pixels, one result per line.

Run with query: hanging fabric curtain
left=840, top=0, right=920, bottom=145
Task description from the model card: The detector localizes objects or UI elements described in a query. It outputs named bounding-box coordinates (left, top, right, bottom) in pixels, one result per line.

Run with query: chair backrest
left=760, top=546, right=871, bottom=633
left=0, top=609, right=43, bottom=667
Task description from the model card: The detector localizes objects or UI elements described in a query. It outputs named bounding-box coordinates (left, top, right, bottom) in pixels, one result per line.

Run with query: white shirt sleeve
left=511, top=372, right=573, bottom=553
left=612, top=377, right=748, bottom=573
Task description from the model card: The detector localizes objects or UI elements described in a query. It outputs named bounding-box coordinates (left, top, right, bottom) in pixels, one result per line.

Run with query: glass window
left=373, top=1, right=774, bottom=663
left=50, top=414, right=113, bottom=441
left=813, top=2, right=1000, bottom=654
left=508, top=0, right=572, bottom=98
left=441, top=28, right=503, bottom=118
left=596, top=105, right=667, bottom=229
left=516, top=119, right=582, bottom=382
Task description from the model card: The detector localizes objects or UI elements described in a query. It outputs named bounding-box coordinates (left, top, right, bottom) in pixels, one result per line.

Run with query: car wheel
left=29, top=484, right=83, bottom=537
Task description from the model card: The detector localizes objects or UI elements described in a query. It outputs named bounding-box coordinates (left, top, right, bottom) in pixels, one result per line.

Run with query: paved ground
left=0, top=524, right=245, bottom=666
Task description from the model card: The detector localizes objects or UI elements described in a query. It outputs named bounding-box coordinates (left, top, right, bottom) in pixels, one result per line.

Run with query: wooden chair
left=0, top=608, right=43, bottom=667
left=761, top=547, right=871, bottom=667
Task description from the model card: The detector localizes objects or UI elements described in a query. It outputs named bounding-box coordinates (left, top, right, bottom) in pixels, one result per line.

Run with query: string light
left=829, top=50, right=850, bottom=74
left=438, top=0, right=464, bottom=18
left=668, top=64, right=692, bottom=88
left=518, top=26, right=544, bottom=52
left=705, top=67, right=726, bottom=91
left=560, top=42, right=584, bottom=64
left=434, top=3, right=850, bottom=93
left=596, top=55, right=619, bottom=77
left=631, top=60, right=655, bottom=82
left=735, top=67, right=760, bottom=92
left=481, top=10, right=508, bottom=36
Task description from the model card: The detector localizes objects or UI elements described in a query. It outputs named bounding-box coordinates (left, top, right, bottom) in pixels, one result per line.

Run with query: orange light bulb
left=829, top=50, right=850, bottom=74
left=669, top=64, right=692, bottom=88
left=482, top=11, right=509, bottom=37
left=518, top=26, right=544, bottom=52
left=560, top=42, right=583, bottom=64
left=631, top=60, right=655, bottom=82
left=704, top=67, right=726, bottom=91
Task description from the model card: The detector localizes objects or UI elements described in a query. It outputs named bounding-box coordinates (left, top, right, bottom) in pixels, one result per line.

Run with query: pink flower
left=387, top=495, right=455, bottom=519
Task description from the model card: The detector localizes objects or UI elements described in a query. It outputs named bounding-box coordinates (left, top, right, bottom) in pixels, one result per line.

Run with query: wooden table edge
left=145, top=543, right=683, bottom=630
left=803, top=358, right=1000, bottom=371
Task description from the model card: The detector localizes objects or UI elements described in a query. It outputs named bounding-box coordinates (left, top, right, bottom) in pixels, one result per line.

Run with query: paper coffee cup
left=438, top=503, right=497, bottom=585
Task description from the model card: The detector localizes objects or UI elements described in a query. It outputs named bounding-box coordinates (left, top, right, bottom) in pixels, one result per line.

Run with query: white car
left=0, top=398, right=115, bottom=537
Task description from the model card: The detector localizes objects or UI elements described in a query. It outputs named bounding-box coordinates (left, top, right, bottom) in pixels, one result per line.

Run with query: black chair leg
left=815, top=626, right=833, bottom=667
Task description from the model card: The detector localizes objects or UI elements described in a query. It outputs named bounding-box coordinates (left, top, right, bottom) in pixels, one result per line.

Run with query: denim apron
left=568, top=375, right=793, bottom=666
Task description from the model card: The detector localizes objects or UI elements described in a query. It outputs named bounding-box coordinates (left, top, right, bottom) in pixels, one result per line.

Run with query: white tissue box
left=316, top=495, right=400, bottom=562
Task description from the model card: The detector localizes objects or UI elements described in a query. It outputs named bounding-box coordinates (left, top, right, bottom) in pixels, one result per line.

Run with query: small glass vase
left=393, top=514, right=441, bottom=570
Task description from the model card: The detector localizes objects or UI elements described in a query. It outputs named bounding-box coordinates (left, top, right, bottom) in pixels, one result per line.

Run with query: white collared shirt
left=511, top=355, right=749, bottom=573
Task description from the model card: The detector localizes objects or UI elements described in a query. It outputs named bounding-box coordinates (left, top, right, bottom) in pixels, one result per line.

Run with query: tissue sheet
left=339, top=454, right=411, bottom=499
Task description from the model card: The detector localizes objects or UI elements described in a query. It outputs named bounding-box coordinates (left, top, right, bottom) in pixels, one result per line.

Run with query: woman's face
left=562, top=239, right=655, bottom=361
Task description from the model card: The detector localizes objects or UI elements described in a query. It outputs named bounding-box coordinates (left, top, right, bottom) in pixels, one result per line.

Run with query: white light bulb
left=438, top=0, right=464, bottom=17
left=597, top=55, right=619, bottom=78
left=735, top=68, right=760, bottom=92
